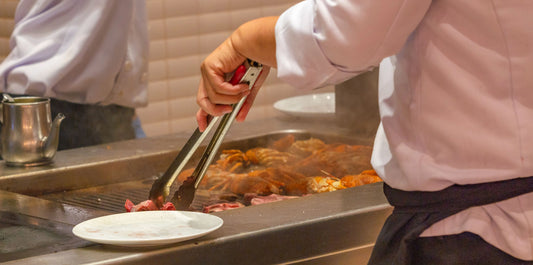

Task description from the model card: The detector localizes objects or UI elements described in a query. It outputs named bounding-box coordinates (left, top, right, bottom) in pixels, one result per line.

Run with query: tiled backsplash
left=0, top=0, right=333, bottom=137
left=0, top=0, right=17, bottom=61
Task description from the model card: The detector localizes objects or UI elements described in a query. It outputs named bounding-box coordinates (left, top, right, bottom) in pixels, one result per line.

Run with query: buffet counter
left=0, top=117, right=392, bottom=265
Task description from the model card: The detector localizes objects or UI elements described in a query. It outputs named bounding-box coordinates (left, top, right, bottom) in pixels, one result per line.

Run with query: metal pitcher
left=0, top=95, right=65, bottom=166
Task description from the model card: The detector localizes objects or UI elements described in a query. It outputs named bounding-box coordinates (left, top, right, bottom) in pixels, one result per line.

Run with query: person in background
left=196, top=1, right=533, bottom=264
left=0, top=0, right=149, bottom=150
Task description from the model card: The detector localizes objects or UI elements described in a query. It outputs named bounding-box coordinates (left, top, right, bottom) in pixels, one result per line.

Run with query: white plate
left=273, top=92, right=335, bottom=118
left=72, top=211, right=223, bottom=247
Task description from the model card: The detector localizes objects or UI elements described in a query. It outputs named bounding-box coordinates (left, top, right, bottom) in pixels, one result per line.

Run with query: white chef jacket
left=276, top=0, right=533, bottom=260
left=0, top=0, right=149, bottom=108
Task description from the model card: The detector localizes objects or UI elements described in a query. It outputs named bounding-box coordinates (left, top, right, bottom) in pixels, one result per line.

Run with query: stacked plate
left=273, top=92, right=335, bottom=119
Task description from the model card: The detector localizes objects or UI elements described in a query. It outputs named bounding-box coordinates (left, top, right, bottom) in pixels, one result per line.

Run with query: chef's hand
left=196, top=17, right=278, bottom=131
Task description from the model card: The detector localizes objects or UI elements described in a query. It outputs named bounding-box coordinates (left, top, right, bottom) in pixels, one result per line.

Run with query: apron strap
left=368, top=176, right=533, bottom=265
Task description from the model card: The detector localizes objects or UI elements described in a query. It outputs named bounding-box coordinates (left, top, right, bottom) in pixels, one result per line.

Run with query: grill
left=37, top=130, right=374, bottom=213
left=1, top=120, right=391, bottom=265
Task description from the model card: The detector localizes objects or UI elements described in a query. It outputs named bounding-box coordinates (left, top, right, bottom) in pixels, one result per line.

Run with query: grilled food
left=177, top=135, right=381, bottom=196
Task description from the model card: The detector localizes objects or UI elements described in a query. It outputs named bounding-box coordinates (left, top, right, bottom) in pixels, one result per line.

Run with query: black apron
left=368, top=176, right=533, bottom=265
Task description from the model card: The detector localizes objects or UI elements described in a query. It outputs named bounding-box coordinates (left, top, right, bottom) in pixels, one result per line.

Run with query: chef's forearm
left=230, top=16, right=278, bottom=68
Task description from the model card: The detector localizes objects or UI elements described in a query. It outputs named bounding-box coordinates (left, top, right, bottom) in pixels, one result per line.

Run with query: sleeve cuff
left=275, top=1, right=355, bottom=90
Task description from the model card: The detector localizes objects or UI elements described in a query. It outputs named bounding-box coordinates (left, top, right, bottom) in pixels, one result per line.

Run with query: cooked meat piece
left=215, top=193, right=240, bottom=202
left=203, top=202, right=245, bottom=213
left=283, top=179, right=309, bottom=196
left=161, top=202, right=176, bottom=210
left=249, top=194, right=299, bottom=205
left=124, top=199, right=175, bottom=212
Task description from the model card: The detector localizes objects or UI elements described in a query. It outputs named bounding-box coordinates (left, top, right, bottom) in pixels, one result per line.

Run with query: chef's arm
left=231, top=17, right=278, bottom=68
left=197, top=17, right=277, bottom=131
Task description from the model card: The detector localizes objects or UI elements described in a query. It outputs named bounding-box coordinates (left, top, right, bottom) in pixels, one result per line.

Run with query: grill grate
left=55, top=188, right=149, bottom=213
left=42, top=178, right=212, bottom=213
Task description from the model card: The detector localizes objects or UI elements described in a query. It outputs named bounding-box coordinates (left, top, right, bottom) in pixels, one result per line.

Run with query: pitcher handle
left=1, top=93, right=15, bottom=124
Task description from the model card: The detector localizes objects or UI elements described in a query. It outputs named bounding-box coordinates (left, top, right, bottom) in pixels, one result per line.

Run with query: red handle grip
left=228, top=65, right=247, bottom=85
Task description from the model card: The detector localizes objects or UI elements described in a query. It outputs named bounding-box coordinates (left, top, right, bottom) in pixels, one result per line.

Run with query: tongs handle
left=190, top=60, right=263, bottom=188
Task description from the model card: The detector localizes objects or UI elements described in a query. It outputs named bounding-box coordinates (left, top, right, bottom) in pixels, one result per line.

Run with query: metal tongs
left=149, top=59, right=263, bottom=210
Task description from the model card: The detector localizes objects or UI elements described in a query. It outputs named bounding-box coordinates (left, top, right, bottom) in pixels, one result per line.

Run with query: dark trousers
left=50, top=99, right=136, bottom=150
left=411, top=232, right=533, bottom=265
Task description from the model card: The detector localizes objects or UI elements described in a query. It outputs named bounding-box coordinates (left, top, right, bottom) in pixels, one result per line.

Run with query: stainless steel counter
left=0, top=117, right=392, bottom=265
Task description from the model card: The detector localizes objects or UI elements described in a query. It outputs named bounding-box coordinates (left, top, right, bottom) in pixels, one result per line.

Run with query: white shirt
left=0, top=0, right=149, bottom=108
left=276, top=0, right=533, bottom=260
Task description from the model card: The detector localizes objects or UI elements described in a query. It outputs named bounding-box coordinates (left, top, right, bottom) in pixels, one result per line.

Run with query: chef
left=0, top=0, right=149, bottom=150
left=196, top=1, right=533, bottom=264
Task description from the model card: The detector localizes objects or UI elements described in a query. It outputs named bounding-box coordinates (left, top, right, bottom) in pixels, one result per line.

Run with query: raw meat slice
left=203, top=202, right=245, bottom=213
left=124, top=199, right=176, bottom=212
left=249, top=194, right=299, bottom=205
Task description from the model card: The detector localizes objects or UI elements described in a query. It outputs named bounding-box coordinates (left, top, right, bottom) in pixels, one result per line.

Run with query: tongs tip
left=172, top=176, right=196, bottom=210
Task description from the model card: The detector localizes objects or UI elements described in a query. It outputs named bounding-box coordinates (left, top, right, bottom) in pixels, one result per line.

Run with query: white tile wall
left=140, top=0, right=333, bottom=137
left=0, top=0, right=18, bottom=61
left=0, top=0, right=334, bottom=137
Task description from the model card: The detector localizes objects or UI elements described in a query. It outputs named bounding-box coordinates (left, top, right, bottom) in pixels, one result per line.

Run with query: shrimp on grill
left=248, top=168, right=308, bottom=195
left=228, top=174, right=281, bottom=195
left=270, top=134, right=295, bottom=152
left=290, top=144, right=373, bottom=178
left=175, top=134, right=377, bottom=197
left=205, top=167, right=307, bottom=195
left=216, top=147, right=298, bottom=171
left=287, top=137, right=327, bottom=157
left=307, top=176, right=346, bottom=193
left=341, top=170, right=382, bottom=188
left=205, top=171, right=281, bottom=195
left=245, top=147, right=299, bottom=167
left=216, top=149, right=249, bottom=172
left=305, top=169, right=381, bottom=193
left=175, top=166, right=227, bottom=188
